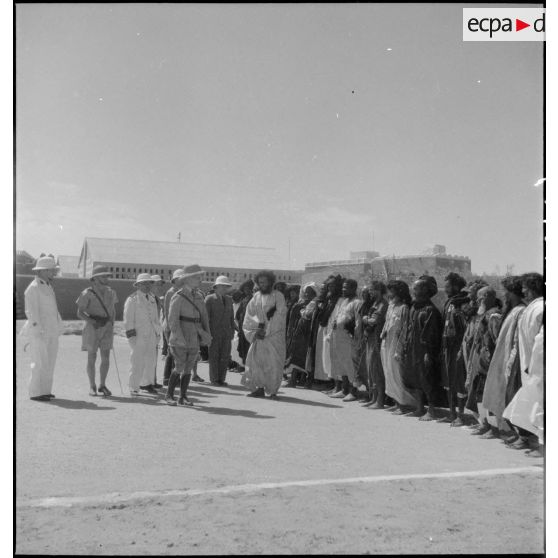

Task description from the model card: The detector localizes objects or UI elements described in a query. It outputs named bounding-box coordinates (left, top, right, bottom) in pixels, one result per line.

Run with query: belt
left=180, top=316, right=201, bottom=323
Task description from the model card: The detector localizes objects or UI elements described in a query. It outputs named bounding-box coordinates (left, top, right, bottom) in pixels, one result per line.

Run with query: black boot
left=178, top=374, right=193, bottom=406
left=163, top=354, right=174, bottom=385
left=165, top=372, right=180, bottom=405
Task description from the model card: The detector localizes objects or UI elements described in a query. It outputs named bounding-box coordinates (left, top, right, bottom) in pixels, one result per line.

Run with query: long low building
left=302, top=245, right=472, bottom=287
left=78, top=237, right=302, bottom=285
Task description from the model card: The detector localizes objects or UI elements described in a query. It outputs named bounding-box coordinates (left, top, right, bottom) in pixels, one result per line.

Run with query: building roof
left=79, top=237, right=293, bottom=270
left=305, top=252, right=470, bottom=268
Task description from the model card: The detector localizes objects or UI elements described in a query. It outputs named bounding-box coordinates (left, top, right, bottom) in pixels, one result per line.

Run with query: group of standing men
left=21, top=258, right=290, bottom=406
left=280, top=271, right=544, bottom=457
left=20, top=255, right=545, bottom=457
left=77, top=263, right=236, bottom=406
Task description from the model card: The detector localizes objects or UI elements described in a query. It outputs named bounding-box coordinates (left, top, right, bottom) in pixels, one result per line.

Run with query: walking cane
left=111, top=347, right=124, bottom=395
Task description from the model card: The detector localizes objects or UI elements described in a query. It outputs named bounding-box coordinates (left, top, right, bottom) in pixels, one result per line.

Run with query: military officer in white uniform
left=21, top=255, right=63, bottom=401
left=123, top=273, right=162, bottom=396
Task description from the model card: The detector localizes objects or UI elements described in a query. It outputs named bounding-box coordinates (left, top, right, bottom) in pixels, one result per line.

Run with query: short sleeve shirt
left=76, top=287, right=118, bottom=320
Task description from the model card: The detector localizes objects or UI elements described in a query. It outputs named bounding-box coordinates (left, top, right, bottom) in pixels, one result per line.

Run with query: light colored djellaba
left=242, top=270, right=287, bottom=399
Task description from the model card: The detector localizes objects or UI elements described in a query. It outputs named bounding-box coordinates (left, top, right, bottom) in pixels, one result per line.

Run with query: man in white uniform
left=21, top=255, right=63, bottom=401
left=123, top=273, right=162, bottom=396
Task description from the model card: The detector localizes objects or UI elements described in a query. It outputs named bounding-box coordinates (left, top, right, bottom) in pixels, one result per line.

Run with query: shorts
left=81, top=322, right=114, bottom=353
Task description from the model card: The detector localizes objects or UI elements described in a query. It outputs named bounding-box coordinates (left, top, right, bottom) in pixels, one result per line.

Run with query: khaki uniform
left=168, top=285, right=211, bottom=376
left=76, top=286, right=118, bottom=352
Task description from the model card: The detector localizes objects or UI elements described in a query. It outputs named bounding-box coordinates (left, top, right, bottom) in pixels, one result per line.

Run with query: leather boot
left=163, top=354, right=174, bottom=383
left=165, top=372, right=179, bottom=405
left=178, top=374, right=193, bottom=406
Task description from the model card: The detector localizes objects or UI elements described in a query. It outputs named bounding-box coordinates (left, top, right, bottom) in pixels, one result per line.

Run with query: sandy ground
left=15, top=328, right=544, bottom=555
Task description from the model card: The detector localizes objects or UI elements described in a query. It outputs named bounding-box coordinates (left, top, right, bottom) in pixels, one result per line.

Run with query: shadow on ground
left=193, top=405, right=275, bottom=419
left=44, top=399, right=116, bottom=411
left=188, top=385, right=243, bottom=396
left=105, top=395, right=165, bottom=406
left=274, top=394, right=343, bottom=409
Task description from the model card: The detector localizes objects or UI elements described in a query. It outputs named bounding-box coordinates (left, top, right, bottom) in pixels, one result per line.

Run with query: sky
left=15, top=3, right=544, bottom=274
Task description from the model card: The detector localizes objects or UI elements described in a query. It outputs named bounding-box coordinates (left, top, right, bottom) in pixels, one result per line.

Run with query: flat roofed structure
left=303, top=248, right=471, bottom=288
left=77, top=237, right=301, bottom=284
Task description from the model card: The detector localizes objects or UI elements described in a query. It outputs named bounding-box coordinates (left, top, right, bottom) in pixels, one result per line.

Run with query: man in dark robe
left=285, top=284, right=317, bottom=387
left=235, top=279, right=254, bottom=371
left=361, top=281, right=389, bottom=409
left=353, top=287, right=373, bottom=399
left=403, top=276, right=443, bottom=420
left=466, top=287, right=502, bottom=437
left=305, top=275, right=343, bottom=391
left=440, top=272, right=469, bottom=426
left=303, top=283, right=328, bottom=389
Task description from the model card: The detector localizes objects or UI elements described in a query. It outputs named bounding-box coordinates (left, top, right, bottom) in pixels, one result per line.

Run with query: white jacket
left=124, top=291, right=162, bottom=340
left=20, top=277, right=63, bottom=339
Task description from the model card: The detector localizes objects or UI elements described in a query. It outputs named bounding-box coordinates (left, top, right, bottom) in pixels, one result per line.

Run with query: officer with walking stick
left=76, top=265, right=118, bottom=397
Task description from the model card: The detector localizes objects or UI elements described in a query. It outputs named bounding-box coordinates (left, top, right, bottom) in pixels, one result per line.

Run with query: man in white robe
left=329, top=279, right=361, bottom=401
left=21, top=255, right=63, bottom=401
left=503, top=273, right=544, bottom=455
left=481, top=277, right=525, bottom=436
left=242, top=270, right=287, bottom=399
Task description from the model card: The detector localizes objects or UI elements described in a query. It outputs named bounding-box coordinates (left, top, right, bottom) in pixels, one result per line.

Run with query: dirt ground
left=15, top=328, right=544, bottom=555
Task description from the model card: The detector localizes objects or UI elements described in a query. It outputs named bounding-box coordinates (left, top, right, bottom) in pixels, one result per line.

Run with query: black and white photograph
left=14, top=2, right=547, bottom=555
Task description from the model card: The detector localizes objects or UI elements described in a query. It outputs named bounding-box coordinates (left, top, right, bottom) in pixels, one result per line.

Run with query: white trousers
left=128, top=335, right=157, bottom=391
left=28, top=335, right=59, bottom=398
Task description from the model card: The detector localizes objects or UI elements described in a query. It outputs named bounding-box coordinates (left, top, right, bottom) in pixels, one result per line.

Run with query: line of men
left=20, top=256, right=545, bottom=457
left=76, top=264, right=237, bottom=406
left=21, top=257, right=287, bottom=407
left=280, top=272, right=544, bottom=457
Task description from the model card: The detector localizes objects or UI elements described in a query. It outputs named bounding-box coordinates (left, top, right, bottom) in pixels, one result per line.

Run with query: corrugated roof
left=80, top=237, right=293, bottom=270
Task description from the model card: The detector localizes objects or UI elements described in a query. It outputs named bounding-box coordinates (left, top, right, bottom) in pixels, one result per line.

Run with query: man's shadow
left=45, top=399, right=116, bottom=411
left=193, top=405, right=275, bottom=419
left=189, top=385, right=241, bottom=397
left=273, top=394, right=343, bottom=409
left=106, top=395, right=165, bottom=406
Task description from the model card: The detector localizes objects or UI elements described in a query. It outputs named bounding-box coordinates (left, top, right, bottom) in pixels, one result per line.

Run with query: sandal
left=98, top=386, right=112, bottom=397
